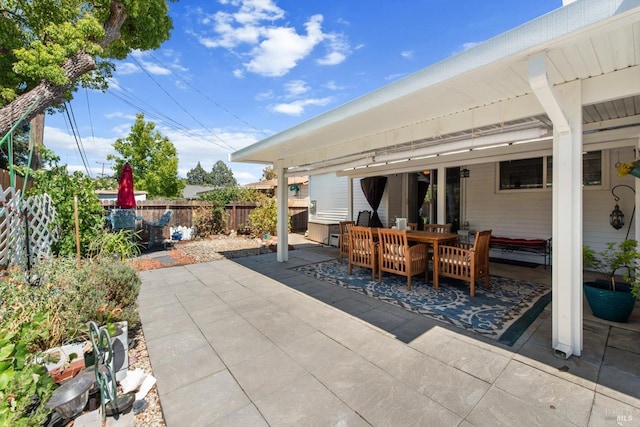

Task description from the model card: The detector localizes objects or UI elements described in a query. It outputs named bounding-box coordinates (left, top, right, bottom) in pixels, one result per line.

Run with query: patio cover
left=230, top=0, right=640, bottom=358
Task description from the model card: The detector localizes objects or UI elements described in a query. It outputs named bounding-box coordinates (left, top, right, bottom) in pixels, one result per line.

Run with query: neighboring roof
left=230, top=0, right=640, bottom=175
left=289, top=198, right=308, bottom=208
left=182, top=184, right=215, bottom=199
left=244, top=176, right=309, bottom=190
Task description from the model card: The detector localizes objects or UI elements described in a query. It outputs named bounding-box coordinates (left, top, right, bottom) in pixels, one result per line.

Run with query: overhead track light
left=373, top=128, right=550, bottom=164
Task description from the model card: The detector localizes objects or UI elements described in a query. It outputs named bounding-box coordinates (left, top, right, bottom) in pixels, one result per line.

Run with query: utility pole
left=95, top=161, right=111, bottom=177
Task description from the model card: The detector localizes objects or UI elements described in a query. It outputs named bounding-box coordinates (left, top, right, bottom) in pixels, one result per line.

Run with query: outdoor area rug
left=292, top=259, right=551, bottom=346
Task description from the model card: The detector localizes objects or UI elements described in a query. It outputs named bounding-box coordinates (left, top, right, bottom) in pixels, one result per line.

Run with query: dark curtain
left=416, top=180, right=429, bottom=229
left=360, top=176, right=387, bottom=228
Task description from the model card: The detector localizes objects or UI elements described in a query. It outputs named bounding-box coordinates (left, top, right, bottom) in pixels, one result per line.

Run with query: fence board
left=0, top=169, right=33, bottom=192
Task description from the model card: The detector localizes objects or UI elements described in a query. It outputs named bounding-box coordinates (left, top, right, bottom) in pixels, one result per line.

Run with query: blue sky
left=44, top=0, right=562, bottom=185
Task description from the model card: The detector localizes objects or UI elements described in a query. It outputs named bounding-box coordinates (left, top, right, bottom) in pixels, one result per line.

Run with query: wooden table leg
left=433, top=241, right=439, bottom=291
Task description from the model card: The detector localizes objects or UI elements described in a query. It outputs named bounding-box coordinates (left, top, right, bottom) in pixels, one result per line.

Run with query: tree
left=186, top=162, right=209, bottom=185
left=108, top=113, right=184, bottom=198
left=0, top=125, right=30, bottom=169
left=209, top=160, right=238, bottom=187
left=26, top=149, right=105, bottom=257
left=262, top=166, right=277, bottom=180
left=0, top=0, right=174, bottom=136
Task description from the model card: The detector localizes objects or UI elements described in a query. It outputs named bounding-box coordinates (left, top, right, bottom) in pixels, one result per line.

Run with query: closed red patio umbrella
left=116, top=162, right=136, bottom=209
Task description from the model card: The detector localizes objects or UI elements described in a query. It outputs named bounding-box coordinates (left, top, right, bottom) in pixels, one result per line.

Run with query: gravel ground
left=129, top=235, right=273, bottom=426
left=174, top=234, right=271, bottom=262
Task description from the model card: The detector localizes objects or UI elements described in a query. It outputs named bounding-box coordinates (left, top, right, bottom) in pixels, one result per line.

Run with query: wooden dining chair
left=338, top=220, right=355, bottom=263
left=407, top=222, right=418, bottom=230
left=423, top=223, right=452, bottom=233
left=348, top=226, right=378, bottom=280
left=423, top=223, right=453, bottom=263
left=356, top=210, right=371, bottom=226
left=435, top=229, right=492, bottom=296
left=377, top=228, right=428, bottom=291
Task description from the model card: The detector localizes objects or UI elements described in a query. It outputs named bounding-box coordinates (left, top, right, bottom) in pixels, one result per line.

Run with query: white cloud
left=116, top=63, right=140, bottom=75
left=245, top=15, right=325, bottom=77
left=255, top=90, right=274, bottom=101
left=233, top=69, right=245, bottom=78
left=270, top=97, right=333, bottom=116
left=283, top=80, right=309, bottom=97
left=317, top=33, right=349, bottom=66
left=462, top=41, right=481, bottom=51
left=401, top=50, right=413, bottom=59
left=385, top=73, right=406, bottom=81
left=194, top=2, right=350, bottom=77
left=324, top=80, right=344, bottom=91
left=103, top=111, right=138, bottom=121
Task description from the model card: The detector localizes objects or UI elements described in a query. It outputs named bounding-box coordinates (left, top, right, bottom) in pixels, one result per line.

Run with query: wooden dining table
left=371, top=228, right=459, bottom=282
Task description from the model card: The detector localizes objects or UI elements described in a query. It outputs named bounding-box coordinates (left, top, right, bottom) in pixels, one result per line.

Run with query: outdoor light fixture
left=460, top=167, right=470, bottom=178
left=372, top=127, right=549, bottom=164
left=610, top=204, right=625, bottom=230
left=609, top=184, right=636, bottom=237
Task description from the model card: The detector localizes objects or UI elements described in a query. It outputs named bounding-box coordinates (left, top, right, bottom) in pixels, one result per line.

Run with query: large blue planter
left=583, top=281, right=637, bottom=322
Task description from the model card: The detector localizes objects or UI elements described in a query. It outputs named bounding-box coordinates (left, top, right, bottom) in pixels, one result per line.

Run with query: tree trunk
left=0, top=0, right=128, bottom=137
left=29, top=113, right=45, bottom=170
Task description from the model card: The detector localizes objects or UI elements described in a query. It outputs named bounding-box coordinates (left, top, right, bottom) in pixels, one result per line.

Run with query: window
left=499, top=151, right=602, bottom=191
left=499, top=157, right=544, bottom=190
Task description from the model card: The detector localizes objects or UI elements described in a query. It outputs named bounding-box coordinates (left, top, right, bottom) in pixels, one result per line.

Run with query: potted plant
left=583, top=240, right=639, bottom=322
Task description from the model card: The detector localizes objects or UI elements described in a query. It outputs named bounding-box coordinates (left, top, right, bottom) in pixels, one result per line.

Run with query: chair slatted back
left=338, top=220, right=355, bottom=263
left=377, top=228, right=428, bottom=290
left=436, top=229, right=492, bottom=296
left=472, top=229, right=492, bottom=268
left=423, top=223, right=452, bottom=233
left=378, top=228, right=410, bottom=274
left=348, top=226, right=377, bottom=280
left=356, top=210, right=371, bottom=227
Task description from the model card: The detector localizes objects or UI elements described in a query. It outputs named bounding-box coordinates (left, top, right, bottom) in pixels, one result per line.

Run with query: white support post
left=348, top=177, right=354, bottom=221
left=530, top=53, right=583, bottom=358
left=437, top=166, right=446, bottom=224
left=276, top=162, right=289, bottom=262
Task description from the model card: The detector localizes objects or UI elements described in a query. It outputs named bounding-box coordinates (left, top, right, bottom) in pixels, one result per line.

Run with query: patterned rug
left=292, top=259, right=551, bottom=345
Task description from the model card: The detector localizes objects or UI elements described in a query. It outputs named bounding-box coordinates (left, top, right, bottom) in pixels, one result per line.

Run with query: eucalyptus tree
left=0, top=0, right=175, bottom=136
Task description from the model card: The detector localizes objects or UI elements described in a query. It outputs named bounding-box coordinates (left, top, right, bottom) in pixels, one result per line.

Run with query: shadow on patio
left=232, top=238, right=640, bottom=402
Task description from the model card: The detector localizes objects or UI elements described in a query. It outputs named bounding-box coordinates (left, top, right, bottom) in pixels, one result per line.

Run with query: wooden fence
left=0, top=169, right=33, bottom=192
left=100, top=200, right=308, bottom=232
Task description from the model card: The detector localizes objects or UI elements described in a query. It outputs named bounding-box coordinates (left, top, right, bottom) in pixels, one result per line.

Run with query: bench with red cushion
left=490, top=236, right=551, bottom=268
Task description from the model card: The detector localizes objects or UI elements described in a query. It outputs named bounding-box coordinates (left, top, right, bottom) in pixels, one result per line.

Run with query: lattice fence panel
left=0, top=186, right=25, bottom=266
left=0, top=186, right=58, bottom=268
left=24, top=193, right=58, bottom=265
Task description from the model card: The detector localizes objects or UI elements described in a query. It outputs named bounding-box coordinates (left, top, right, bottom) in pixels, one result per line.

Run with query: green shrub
left=248, top=196, right=290, bottom=236
left=0, top=316, right=56, bottom=426
left=1, top=257, right=141, bottom=352
left=192, top=205, right=226, bottom=237
left=25, top=150, right=105, bottom=257
left=87, top=227, right=142, bottom=260
left=199, top=186, right=259, bottom=205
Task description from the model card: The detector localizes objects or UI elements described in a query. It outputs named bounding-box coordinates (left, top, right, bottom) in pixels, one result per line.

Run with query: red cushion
left=490, top=237, right=546, bottom=247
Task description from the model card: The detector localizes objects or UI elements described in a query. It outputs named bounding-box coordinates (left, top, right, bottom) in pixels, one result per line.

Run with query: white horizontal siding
left=309, top=174, right=348, bottom=221
left=466, top=163, right=552, bottom=239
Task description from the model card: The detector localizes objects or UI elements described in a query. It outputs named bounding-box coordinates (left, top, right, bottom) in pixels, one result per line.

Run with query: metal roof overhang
left=230, top=0, right=640, bottom=175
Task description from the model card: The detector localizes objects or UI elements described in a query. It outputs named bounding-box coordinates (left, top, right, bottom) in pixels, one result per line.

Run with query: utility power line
left=129, top=55, right=236, bottom=151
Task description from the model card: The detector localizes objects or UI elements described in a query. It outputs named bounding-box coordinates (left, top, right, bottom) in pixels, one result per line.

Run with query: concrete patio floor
left=138, top=236, right=640, bottom=426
